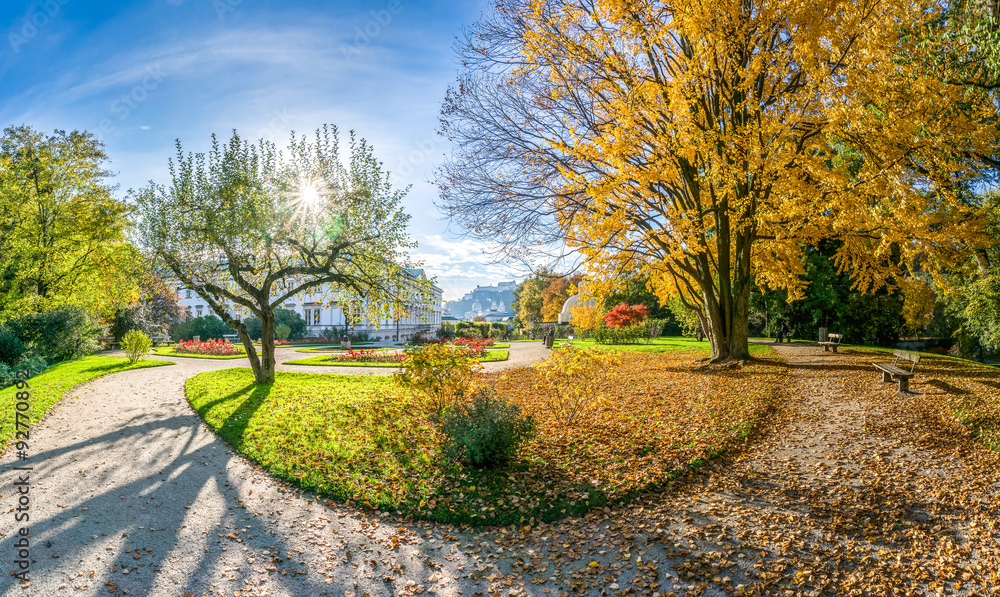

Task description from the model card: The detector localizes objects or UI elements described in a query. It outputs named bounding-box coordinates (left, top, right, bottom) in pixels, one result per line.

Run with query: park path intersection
left=0, top=341, right=997, bottom=596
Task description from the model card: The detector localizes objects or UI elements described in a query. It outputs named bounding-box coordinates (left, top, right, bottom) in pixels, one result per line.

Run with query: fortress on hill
left=443, top=280, right=518, bottom=321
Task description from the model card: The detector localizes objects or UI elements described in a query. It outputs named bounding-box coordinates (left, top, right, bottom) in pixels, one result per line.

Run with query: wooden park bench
left=775, top=327, right=795, bottom=343
left=818, top=333, right=843, bottom=353
left=150, top=335, right=171, bottom=346
left=98, top=336, right=119, bottom=350
left=873, top=349, right=921, bottom=393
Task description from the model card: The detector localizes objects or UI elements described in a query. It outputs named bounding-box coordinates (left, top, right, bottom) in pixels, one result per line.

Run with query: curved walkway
left=2, top=341, right=997, bottom=595
left=0, top=342, right=548, bottom=596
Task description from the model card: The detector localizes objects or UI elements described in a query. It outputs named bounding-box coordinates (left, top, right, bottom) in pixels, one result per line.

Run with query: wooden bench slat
left=873, top=364, right=913, bottom=378
left=873, top=349, right=921, bottom=392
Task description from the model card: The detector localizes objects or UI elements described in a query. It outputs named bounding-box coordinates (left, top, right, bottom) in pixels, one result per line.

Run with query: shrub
left=242, top=309, right=307, bottom=342
left=6, top=306, right=102, bottom=362
left=532, top=346, right=621, bottom=426
left=645, top=318, right=667, bottom=340
left=0, top=354, right=48, bottom=390
left=459, top=326, right=483, bottom=339
left=0, top=326, right=25, bottom=367
left=170, top=315, right=235, bottom=341
left=439, top=388, right=536, bottom=468
left=394, top=343, right=483, bottom=416
left=604, top=303, right=649, bottom=329
left=275, top=324, right=291, bottom=340
left=592, top=324, right=647, bottom=345
left=122, top=330, right=153, bottom=363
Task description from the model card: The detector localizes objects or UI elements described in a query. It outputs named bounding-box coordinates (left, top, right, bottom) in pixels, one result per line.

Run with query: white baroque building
left=174, top=268, right=443, bottom=341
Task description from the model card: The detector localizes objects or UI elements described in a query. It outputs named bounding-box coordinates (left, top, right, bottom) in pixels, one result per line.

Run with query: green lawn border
left=0, top=356, right=173, bottom=451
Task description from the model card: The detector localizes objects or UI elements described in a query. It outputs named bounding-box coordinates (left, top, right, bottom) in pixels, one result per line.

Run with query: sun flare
left=299, top=180, right=322, bottom=207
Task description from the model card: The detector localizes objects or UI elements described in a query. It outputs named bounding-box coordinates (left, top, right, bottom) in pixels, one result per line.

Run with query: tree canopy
left=135, top=126, right=425, bottom=383
left=439, top=0, right=999, bottom=362
left=0, top=125, right=139, bottom=319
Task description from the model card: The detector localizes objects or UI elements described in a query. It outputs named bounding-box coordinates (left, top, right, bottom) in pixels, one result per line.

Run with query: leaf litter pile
left=563, top=345, right=1000, bottom=596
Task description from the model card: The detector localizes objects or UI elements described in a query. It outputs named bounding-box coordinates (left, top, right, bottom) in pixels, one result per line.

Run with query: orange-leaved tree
left=439, top=0, right=998, bottom=361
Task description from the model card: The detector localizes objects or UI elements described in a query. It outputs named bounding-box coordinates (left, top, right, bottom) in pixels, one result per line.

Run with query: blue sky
left=1, top=0, right=520, bottom=300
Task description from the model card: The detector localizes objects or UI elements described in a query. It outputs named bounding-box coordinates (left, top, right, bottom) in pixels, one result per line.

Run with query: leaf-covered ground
left=186, top=346, right=779, bottom=526
left=537, top=344, right=999, bottom=596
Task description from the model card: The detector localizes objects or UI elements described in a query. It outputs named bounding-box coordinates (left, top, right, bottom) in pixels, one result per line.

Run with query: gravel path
left=0, top=342, right=550, bottom=596
left=2, top=341, right=996, bottom=596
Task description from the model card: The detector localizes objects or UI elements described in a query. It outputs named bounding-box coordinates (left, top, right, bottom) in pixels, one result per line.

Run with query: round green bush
left=439, top=388, right=536, bottom=468
left=122, top=329, right=153, bottom=363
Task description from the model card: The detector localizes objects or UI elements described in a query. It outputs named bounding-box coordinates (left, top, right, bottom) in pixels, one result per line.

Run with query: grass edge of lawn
left=0, top=356, right=174, bottom=452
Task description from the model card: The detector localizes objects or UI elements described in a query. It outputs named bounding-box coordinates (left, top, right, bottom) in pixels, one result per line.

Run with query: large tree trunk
left=256, top=309, right=277, bottom=384
left=698, top=232, right=754, bottom=362
left=237, top=321, right=264, bottom=381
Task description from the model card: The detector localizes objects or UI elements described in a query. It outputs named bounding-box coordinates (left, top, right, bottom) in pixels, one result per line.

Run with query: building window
left=186, top=290, right=192, bottom=299
left=196, top=305, right=203, bottom=317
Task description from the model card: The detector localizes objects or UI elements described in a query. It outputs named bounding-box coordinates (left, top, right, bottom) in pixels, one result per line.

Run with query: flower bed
left=412, top=337, right=495, bottom=351
left=176, top=339, right=243, bottom=356
left=328, top=349, right=407, bottom=364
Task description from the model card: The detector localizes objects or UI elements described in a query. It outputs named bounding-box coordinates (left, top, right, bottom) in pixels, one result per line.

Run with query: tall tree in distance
left=439, top=0, right=998, bottom=361
left=0, top=126, right=138, bottom=318
left=541, top=273, right=584, bottom=322
left=135, top=126, right=426, bottom=383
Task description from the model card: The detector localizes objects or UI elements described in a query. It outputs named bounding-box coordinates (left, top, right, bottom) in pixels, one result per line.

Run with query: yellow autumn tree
left=439, top=0, right=998, bottom=361
left=569, top=299, right=604, bottom=336
left=901, top=278, right=938, bottom=338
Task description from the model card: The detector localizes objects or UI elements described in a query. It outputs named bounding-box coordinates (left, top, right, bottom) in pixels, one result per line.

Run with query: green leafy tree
left=241, top=308, right=307, bottom=341
left=170, top=315, right=234, bottom=342
left=110, top=271, right=184, bottom=340
left=0, top=126, right=139, bottom=318
left=135, top=126, right=426, bottom=383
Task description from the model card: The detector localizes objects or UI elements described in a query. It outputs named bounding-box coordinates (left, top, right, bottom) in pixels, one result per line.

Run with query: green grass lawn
left=285, top=350, right=510, bottom=367
left=0, top=356, right=172, bottom=449
left=554, top=336, right=712, bottom=355
left=152, top=347, right=247, bottom=360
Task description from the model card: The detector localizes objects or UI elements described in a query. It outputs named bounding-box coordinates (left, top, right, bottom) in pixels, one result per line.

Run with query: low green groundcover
left=0, top=356, right=171, bottom=449
left=285, top=350, right=509, bottom=367
left=152, top=347, right=247, bottom=360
